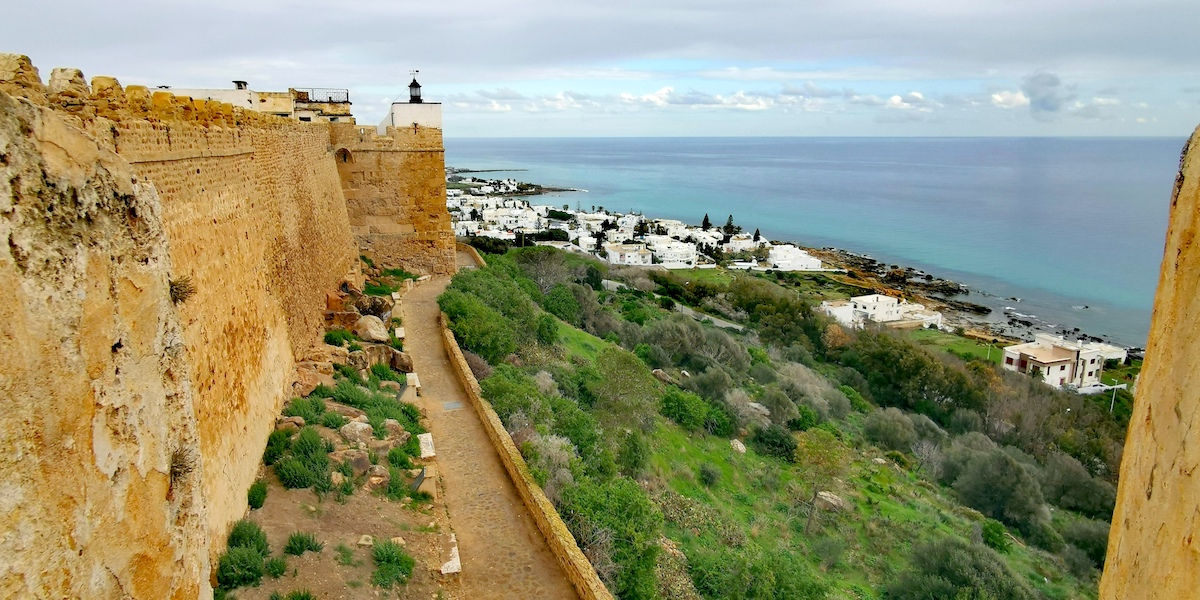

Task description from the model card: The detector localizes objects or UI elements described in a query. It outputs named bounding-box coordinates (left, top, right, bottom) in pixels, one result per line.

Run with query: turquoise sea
left=444, top=137, right=1186, bottom=347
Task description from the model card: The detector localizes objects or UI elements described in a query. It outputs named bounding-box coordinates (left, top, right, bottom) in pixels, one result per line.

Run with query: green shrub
left=324, top=329, right=358, bottom=347
left=618, top=431, right=650, bottom=477
left=699, top=463, right=721, bottom=487
left=952, top=449, right=1048, bottom=538
left=1062, top=544, right=1096, bottom=580
left=247, top=480, right=268, bottom=510
left=347, top=342, right=362, bottom=352
left=1060, top=518, right=1110, bottom=568
left=282, top=397, right=325, bottom=424
left=263, top=429, right=291, bottom=465
left=216, top=546, right=264, bottom=589
left=382, top=266, right=417, bottom=279
left=370, top=363, right=406, bottom=383
left=364, top=280, right=397, bottom=296
left=372, top=540, right=415, bottom=588
left=335, top=544, right=357, bottom=566
left=1040, top=451, right=1117, bottom=520
left=812, top=537, right=846, bottom=570
left=750, top=424, right=797, bottom=462
left=864, top=407, right=917, bottom=452
left=660, top=388, right=709, bottom=431
left=385, top=466, right=409, bottom=501
left=981, top=519, right=1011, bottom=553
left=227, top=519, right=269, bottom=557
left=438, top=289, right=516, bottom=363
left=292, top=427, right=325, bottom=459
left=264, top=556, right=287, bottom=578
left=536, top=313, right=560, bottom=345
left=275, top=457, right=317, bottom=489
left=543, top=284, right=582, bottom=324
left=320, top=411, right=348, bottom=429
left=283, top=532, right=324, bottom=556
left=787, top=405, right=819, bottom=431
left=703, top=402, right=736, bottom=437
left=560, top=478, right=662, bottom=598
left=360, top=255, right=375, bottom=268
left=388, top=446, right=414, bottom=470
left=885, top=537, right=1034, bottom=600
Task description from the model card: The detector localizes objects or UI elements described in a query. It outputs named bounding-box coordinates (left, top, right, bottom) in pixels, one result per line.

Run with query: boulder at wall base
left=366, top=464, right=391, bottom=490
left=326, top=290, right=349, bottom=312
left=276, top=416, right=305, bottom=434
left=340, top=421, right=375, bottom=445
left=354, top=294, right=395, bottom=321
left=293, top=362, right=334, bottom=397
left=815, top=491, right=851, bottom=512
left=391, top=351, right=414, bottom=373
left=384, top=419, right=406, bottom=439
left=354, top=315, right=390, bottom=342
left=326, top=401, right=366, bottom=420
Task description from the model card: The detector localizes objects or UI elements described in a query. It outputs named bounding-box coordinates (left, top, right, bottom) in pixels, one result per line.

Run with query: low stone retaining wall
left=438, top=313, right=613, bottom=600
left=455, top=242, right=488, bottom=268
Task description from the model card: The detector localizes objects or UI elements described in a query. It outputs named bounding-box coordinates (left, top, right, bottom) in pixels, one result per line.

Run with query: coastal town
left=447, top=169, right=1139, bottom=395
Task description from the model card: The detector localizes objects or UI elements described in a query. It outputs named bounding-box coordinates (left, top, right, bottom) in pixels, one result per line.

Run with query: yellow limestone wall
left=1100, top=126, right=1200, bottom=597
left=330, top=123, right=456, bottom=275
left=0, top=54, right=358, bottom=596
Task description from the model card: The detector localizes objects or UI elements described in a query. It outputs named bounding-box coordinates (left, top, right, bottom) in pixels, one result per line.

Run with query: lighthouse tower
left=380, top=70, right=442, bottom=131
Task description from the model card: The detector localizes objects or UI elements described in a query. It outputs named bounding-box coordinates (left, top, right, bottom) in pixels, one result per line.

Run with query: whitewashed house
left=1003, top=333, right=1127, bottom=390
left=603, top=243, right=654, bottom=266
left=768, top=244, right=822, bottom=271
left=646, top=235, right=698, bottom=268
left=819, top=294, right=943, bottom=330
left=723, top=233, right=760, bottom=253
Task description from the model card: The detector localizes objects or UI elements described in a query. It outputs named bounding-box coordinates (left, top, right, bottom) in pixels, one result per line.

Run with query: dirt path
left=403, top=276, right=580, bottom=600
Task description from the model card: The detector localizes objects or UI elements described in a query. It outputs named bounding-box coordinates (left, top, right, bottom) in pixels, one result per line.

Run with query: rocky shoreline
left=450, top=167, right=1138, bottom=352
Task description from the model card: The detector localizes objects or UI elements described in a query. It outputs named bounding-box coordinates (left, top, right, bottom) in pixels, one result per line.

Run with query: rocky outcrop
left=1101, top=126, right=1200, bottom=598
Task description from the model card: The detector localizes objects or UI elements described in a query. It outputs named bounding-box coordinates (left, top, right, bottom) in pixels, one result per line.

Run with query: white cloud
left=991, top=90, right=1030, bottom=109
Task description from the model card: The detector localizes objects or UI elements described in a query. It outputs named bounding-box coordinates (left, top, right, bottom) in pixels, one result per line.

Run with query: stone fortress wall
left=0, top=53, right=449, bottom=597
left=1100, top=125, right=1200, bottom=598
left=330, top=123, right=456, bottom=275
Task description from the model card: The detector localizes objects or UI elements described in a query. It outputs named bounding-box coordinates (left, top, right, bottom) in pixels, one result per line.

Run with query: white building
left=379, top=77, right=442, bottom=131
left=603, top=243, right=654, bottom=266
left=723, top=233, right=761, bottom=254
left=1002, top=333, right=1127, bottom=390
left=481, top=207, right=539, bottom=231
left=768, top=244, right=822, bottom=271
left=819, top=294, right=943, bottom=330
left=650, top=219, right=689, bottom=238
left=645, top=235, right=698, bottom=268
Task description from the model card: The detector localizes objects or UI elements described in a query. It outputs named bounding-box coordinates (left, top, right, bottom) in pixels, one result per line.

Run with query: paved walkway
left=403, top=276, right=579, bottom=600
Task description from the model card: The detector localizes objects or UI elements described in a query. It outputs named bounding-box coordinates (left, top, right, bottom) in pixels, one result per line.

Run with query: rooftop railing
left=292, top=88, right=350, bottom=103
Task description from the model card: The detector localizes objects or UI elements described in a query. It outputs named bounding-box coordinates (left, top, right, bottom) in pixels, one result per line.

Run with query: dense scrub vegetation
left=442, top=244, right=1123, bottom=599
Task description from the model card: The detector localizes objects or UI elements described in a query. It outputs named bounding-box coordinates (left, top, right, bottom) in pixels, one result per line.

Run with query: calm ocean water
left=444, top=137, right=1186, bottom=347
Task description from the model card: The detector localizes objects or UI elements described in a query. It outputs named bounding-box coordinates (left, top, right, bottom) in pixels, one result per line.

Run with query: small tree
left=753, top=228, right=761, bottom=242
left=724, top=214, right=736, bottom=235
left=701, top=213, right=712, bottom=231
left=795, top=428, right=849, bottom=532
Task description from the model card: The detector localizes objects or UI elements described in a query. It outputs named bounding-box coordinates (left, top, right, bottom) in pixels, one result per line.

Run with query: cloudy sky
left=7, top=0, right=1200, bottom=136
